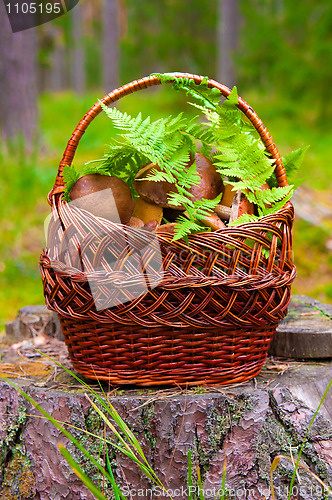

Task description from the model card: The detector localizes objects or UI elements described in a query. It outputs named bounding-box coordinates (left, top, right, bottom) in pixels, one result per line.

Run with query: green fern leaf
left=268, top=146, right=309, bottom=188
left=282, top=145, right=310, bottom=186
left=255, top=185, right=294, bottom=205
left=153, top=73, right=222, bottom=111
left=62, top=166, right=80, bottom=202
left=65, top=74, right=304, bottom=242
left=172, top=217, right=202, bottom=241
left=229, top=213, right=259, bottom=226
left=257, top=189, right=293, bottom=216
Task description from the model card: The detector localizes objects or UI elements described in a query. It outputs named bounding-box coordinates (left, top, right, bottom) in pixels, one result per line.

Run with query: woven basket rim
left=42, top=201, right=295, bottom=290
left=49, top=197, right=294, bottom=239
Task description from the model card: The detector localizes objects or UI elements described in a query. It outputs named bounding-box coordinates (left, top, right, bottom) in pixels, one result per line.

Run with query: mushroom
left=128, top=216, right=145, bottom=228
left=201, top=213, right=226, bottom=230
left=238, top=192, right=255, bottom=218
left=133, top=153, right=224, bottom=209
left=128, top=216, right=159, bottom=232
left=214, top=204, right=232, bottom=220
left=133, top=163, right=180, bottom=208
left=229, top=190, right=255, bottom=223
left=156, top=223, right=177, bottom=235
left=69, top=174, right=134, bottom=224
left=142, top=219, right=159, bottom=231
left=132, top=196, right=163, bottom=225
left=189, top=152, right=224, bottom=202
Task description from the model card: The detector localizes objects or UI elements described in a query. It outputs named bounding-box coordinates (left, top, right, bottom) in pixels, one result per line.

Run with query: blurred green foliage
left=238, top=0, right=332, bottom=119
left=120, top=0, right=218, bottom=81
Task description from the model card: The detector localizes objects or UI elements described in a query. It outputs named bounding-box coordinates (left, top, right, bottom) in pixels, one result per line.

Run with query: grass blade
left=196, top=462, right=205, bottom=500
left=85, top=393, right=170, bottom=494
left=58, top=444, right=108, bottom=500
left=36, top=351, right=150, bottom=467
left=4, top=378, right=115, bottom=486
left=34, top=350, right=119, bottom=423
left=273, top=455, right=332, bottom=498
left=220, top=452, right=227, bottom=500
left=270, top=455, right=281, bottom=500
left=89, top=370, right=148, bottom=463
left=287, top=378, right=332, bottom=499
left=105, top=451, right=128, bottom=500
left=187, top=449, right=193, bottom=500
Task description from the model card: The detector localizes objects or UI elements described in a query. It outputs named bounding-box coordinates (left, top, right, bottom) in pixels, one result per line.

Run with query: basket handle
left=48, top=72, right=288, bottom=204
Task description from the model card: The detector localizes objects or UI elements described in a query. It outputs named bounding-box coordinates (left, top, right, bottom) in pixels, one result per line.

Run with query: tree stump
left=0, top=296, right=332, bottom=500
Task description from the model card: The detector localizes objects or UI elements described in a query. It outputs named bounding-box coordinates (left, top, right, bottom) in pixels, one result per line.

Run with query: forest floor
left=1, top=87, right=331, bottom=329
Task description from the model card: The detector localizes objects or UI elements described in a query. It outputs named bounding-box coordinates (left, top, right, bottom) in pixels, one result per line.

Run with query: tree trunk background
left=0, top=3, right=38, bottom=150
left=217, top=0, right=240, bottom=87
left=103, top=0, right=119, bottom=93
left=70, top=3, right=85, bottom=94
left=0, top=369, right=332, bottom=500
left=47, top=27, right=68, bottom=92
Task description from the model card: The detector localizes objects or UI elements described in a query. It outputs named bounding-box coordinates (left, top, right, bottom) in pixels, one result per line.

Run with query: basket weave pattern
left=40, top=73, right=296, bottom=386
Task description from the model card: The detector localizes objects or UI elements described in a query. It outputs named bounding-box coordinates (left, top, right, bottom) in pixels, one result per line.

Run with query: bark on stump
left=0, top=297, right=332, bottom=500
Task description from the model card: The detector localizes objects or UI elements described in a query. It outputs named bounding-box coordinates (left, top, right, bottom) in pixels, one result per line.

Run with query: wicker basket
left=40, top=73, right=296, bottom=386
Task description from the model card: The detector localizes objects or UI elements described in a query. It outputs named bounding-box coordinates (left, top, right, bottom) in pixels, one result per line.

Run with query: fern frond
left=255, top=185, right=294, bottom=206
left=282, top=145, right=309, bottom=188
left=62, top=166, right=80, bottom=201
left=200, top=142, right=214, bottom=160
left=95, top=145, right=148, bottom=189
left=188, top=102, right=220, bottom=126
left=167, top=191, right=194, bottom=209
left=172, top=217, right=202, bottom=241
left=181, top=121, right=217, bottom=145
left=268, top=146, right=309, bottom=188
left=63, top=74, right=303, bottom=242
left=257, top=189, right=293, bottom=216
left=153, top=73, right=222, bottom=111
left=231, top=169, right=276, bottom=194
left=229, top=213, right=260, bottom=226
left=143, top=169, right=176, bottom=184
left=191, top=194, right=223, bottom=218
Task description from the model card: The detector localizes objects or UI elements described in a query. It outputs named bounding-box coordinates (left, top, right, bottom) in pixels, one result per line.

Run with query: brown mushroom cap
left=133, top=153, right=223, bottom=209
left=189, top=153, right=224, bottom=201
left=133, top=163, right=181, bottom=208
left=156, top=223, right=177, bottom=235
left=69, top=174, right=134, bottom=224
left=128, top=216, right=145, bottom=228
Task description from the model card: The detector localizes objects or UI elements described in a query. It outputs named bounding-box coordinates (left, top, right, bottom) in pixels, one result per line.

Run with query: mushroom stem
left=220, top=183, right=235, bottom=207
left=229, top=190, right=255, bottom=223
left=229, top=191, right=242, bottom=224
left=214, top=204, right=232, bottom=220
